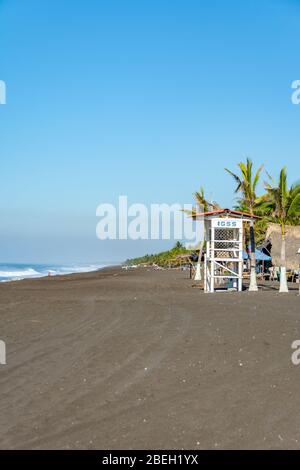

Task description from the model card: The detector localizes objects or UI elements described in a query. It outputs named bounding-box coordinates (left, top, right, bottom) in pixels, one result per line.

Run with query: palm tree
left=225, top=158, right=263, bottom=292
left=184, top=187, right=221, bottom=281
left=184, top=187, right=220, bottom=218
left=264, top=167, right=300, bottom=293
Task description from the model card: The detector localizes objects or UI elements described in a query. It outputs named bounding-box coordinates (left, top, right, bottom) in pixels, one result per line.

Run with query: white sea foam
left=0, top=268, right=40, bottom=279
left=0, top=264, right=109, bottom=282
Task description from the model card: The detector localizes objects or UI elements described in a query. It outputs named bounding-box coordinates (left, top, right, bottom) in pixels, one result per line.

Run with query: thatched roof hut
left=263, top=223, right=300, bottom=270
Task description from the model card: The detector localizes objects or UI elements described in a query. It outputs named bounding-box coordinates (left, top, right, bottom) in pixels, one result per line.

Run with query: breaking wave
left=0, top=264, right=108, bottom=282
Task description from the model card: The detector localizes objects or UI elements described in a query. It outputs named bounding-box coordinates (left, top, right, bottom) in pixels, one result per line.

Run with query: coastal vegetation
left=126, top=242, right=188, bottom=267
left=127, top=160, right=300, bottom=291
left=263, top=168, right=300, bottom=292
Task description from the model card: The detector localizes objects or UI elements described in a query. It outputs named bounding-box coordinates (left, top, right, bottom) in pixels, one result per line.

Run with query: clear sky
left=1, top=0, right=300, bottom=263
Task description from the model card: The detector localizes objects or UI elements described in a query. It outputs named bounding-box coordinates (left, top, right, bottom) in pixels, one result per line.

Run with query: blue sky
left=1, top=0, right=300, bottom=263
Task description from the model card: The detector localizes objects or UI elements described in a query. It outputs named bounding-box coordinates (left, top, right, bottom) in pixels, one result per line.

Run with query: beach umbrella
left=243, top=249, right=271, bottom=262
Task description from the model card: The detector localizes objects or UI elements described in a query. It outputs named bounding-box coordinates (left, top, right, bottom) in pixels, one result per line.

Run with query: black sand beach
left=0, top=267, right=300, bottom=449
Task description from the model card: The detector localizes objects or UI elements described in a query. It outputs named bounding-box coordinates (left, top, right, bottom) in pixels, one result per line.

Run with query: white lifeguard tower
left=196, top=209, right=257, bottom=293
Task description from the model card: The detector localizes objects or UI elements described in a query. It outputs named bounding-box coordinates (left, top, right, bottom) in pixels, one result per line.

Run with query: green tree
left=264, top=167, right=300, bottom=293
left=184, top=187, right=220, bottom=218
left=184, top=187, right=220, bottom=281
left=225, top=158, right=263, bottom=292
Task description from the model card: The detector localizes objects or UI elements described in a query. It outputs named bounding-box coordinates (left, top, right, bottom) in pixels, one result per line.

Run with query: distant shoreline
left=0, top=263, right=121, bottom=284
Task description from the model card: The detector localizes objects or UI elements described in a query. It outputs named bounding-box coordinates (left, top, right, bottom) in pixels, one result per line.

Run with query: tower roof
left=193, top=208, right=261, bottom=220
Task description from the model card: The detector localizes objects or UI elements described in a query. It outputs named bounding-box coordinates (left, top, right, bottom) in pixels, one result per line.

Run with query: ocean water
left=0, top=263, right=108, bottom=282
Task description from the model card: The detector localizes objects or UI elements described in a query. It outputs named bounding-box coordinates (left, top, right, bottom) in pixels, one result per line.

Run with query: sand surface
left=0, top=267, right=300, bottom=449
